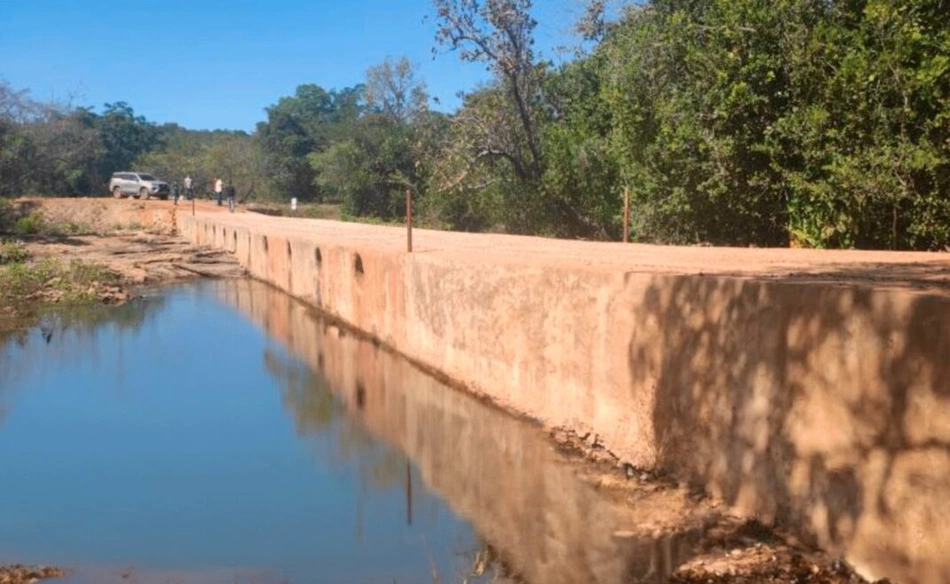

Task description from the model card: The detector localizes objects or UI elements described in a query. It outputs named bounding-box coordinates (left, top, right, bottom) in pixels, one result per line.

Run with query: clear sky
left=0, top=0, right=587, bottom=131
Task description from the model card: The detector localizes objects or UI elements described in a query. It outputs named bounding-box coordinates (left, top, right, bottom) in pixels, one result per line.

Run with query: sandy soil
left=21, top=231, right=246, bottom=285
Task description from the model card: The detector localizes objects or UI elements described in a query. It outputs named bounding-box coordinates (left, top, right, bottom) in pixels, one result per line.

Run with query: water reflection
left=218, top=280, right=710, bottom=584
left=0, top=280, right=765, bottom=584
left=0, top=284, right=482, bottom=584
left=0, top=295, right=166, bottom=422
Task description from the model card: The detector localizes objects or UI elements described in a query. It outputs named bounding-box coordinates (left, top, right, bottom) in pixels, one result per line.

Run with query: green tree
left=95, top=102, right=158, bottom=187
left=310, top=57, right=430, bottom=218
left=256, top=84, right=365, bottom=201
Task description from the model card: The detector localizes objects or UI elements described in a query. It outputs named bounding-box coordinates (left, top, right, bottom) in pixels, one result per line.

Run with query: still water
left=0, top=283, right=483, bottom=583
left=0, top=281, right=670, bottom=584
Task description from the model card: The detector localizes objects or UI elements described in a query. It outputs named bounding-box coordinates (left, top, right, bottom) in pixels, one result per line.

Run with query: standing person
left=226, top=181, right=236, bottom=213
left=172, top=181, right=181, bottom=205
left=183, top=174, right=193, bottom=200
left=214, top=176, right=224, bottom=206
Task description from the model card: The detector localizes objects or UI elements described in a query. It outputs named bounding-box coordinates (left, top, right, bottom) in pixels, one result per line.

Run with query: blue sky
left=0, top=0, right=588, bottom=131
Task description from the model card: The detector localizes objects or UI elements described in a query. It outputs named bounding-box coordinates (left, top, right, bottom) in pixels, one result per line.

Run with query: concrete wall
left=180, top=214, right=950, bottom=584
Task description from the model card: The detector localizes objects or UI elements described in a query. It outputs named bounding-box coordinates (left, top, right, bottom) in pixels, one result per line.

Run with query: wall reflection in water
left=218, top=280, right=706, bottom=584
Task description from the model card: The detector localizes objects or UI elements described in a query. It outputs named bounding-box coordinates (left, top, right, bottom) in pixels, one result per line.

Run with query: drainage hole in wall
left=356, top=382, right=366, bottom=410
left=354, top=253, right=364, bottom=277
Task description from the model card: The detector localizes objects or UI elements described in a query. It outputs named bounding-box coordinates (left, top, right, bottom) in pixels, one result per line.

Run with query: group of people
left=171, top=175, right=237, bottom=212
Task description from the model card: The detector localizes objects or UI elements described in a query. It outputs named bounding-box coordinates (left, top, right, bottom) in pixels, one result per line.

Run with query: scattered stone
left=0, top=564, right=65, bottom=584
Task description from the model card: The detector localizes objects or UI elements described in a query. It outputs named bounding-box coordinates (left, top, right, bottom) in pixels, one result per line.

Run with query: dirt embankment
left=1, top=198, right=244, bottom=321
left=551, top=428, right=887, bottom=584
left=0, top=565, right=64, bottom=584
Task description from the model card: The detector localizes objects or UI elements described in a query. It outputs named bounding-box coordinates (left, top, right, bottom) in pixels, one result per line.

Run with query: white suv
left=109, top=172, right=170, bottom=200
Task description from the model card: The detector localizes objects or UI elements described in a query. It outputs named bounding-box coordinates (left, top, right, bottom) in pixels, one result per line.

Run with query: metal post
left=623, top=187, right=630, bottom=244
left=405, top=461, right=413, bottom=526
left=406, top=188, right=413, bottom=253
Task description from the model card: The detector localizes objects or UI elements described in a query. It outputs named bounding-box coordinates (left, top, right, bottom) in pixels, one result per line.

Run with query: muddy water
left=0, top=281, right=694, bottom=584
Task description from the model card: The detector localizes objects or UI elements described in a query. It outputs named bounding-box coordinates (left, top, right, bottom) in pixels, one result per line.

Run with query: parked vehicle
left=108, top=172, right=170, bottom=200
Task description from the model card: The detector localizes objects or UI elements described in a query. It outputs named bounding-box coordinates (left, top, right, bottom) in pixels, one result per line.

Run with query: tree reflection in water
left=0, top=294, right=166, bottom=424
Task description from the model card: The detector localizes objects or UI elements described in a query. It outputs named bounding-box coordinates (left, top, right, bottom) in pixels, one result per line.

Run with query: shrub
left=0, top=240, right=29, bottom=265
left=14, top=213, right=44, bottom=235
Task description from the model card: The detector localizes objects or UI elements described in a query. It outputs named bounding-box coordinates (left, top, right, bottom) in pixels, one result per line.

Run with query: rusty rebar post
left=623, top=186, right=630, bottom=243
left=406, top=188, right=413, bottom=253
left=406, top=461, right=413, bottom=526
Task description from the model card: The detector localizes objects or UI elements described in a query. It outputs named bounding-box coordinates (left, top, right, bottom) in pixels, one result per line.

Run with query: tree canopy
left=3, top=0, right=949, bottom=250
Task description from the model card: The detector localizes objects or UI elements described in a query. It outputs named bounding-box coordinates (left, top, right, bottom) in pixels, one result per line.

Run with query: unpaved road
left=29, top=196, right=950, bottom=292
left=198, top=198, right=949, bottom=293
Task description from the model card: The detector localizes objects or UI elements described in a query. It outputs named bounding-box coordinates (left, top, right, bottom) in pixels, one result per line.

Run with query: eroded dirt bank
left=0, top=565, right=65, bottom=584
left=1, top=198, right=244, bottom=322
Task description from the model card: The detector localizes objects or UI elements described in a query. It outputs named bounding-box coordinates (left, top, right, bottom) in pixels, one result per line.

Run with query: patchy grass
left=0, top=257, right=123, bottom=313
left=8, top=210, right=93, bottom=238
left=104, top=221, right=145, bottom=234
left=339, top=211, right=404, bottom=227
left=247, top=202, right=343, bottom=221
left=301, top=203, right=343, bottom=220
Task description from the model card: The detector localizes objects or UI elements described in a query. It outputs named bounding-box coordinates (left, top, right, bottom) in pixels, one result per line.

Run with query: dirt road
left=193, top=198, right=948, bottom=292
left=27, top=196, right=950, bottom=292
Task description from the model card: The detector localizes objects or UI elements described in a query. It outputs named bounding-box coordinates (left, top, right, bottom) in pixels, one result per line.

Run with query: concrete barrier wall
left=180, top=214, right=950, bottom=584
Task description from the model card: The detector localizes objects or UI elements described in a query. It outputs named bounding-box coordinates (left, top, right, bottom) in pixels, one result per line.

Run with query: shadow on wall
left=628, top=273, right=950, bottom=583
left=768, top=261, right=950, bottom=291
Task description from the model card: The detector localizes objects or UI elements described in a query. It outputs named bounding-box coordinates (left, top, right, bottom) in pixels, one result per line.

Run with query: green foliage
left=95, top=102, right=158, bottom=183
left=13, top=213, right=43, bottom=235
left=0, top=199, right=12, bottom=231
left=597, top=0, right=950, bottom=249
left=541, top=55, right=622, bottom=239
left=256, top=84, right=365, bottom=202
left=310, top=115, right=417, bottom=219
left=135, top=127, right=269, bottom=201
left=0, top=240, right=29, bottom=265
